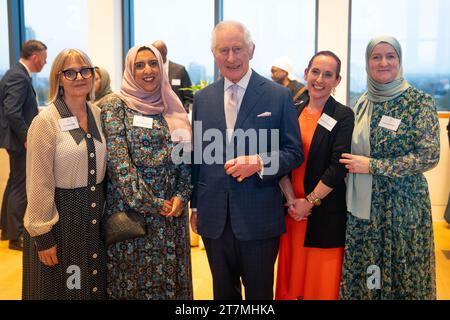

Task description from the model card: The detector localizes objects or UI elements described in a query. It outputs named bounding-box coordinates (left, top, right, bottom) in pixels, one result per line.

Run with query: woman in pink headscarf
left=99, top=45, right=193, bottom=300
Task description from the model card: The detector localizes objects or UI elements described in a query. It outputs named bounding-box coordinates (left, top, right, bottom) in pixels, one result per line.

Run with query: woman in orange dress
left=276, top=51, right=354, bottom=300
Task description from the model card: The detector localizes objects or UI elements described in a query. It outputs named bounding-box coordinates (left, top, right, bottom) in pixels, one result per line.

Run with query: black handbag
left=101, top=210, right=147, bottom=246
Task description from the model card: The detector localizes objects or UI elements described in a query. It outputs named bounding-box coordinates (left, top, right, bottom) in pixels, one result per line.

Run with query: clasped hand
left=285, top=198, right=313, bottom=222
left=224, top=155, right=262, bottom=182
left=339, top=153, right=370, bottom=174
left=160, top=196, right=184, bottom=217
left=38, top=245, right=58, bottom=267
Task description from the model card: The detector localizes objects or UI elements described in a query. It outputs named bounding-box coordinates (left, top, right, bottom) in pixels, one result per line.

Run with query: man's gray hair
left=211, top=20, right=254, bottom=51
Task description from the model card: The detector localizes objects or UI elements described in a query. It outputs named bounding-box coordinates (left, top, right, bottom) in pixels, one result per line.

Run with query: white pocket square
left=257, top=112, right=272, bottom=118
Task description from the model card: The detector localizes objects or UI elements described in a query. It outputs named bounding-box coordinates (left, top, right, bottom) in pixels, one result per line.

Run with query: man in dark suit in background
left=0, top=40, right=47, bottom=251
left=152, top=40, right=193, bottom=112
left=190, top=21, right=303, bottom=300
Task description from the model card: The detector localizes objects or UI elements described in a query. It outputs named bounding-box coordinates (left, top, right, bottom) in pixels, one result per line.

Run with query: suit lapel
left=211, top=78, right=227, bottom=134
left=16, top=62, right=29, bottom=76
left=16, top=62, right=38, bottom=103
left=31, top=84, right=37, bottom=98
left=16, top=62, right=32, bottom=81
left=234, top=71, right=264, bottom=130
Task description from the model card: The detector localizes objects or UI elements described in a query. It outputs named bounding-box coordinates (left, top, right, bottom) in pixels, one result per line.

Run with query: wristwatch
left=307, top=193, right=322, bottom=206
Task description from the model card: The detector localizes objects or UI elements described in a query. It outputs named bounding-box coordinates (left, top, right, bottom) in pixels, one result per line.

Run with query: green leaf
left=179, top=80, right=209, bottom=95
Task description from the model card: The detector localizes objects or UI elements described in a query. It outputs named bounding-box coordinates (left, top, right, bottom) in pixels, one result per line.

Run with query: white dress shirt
left=223, top=68, right=253, bottom=115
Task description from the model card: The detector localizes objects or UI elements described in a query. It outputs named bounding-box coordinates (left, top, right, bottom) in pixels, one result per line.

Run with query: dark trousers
left=0, top=149, right=26, bottom=240
left=202, top=213, right=280, bottom=300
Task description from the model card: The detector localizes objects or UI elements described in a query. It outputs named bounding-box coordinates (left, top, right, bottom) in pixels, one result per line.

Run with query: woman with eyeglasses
left=23, top=49, right=107, bottom=299
left=99, top=45, right=192, bottom=299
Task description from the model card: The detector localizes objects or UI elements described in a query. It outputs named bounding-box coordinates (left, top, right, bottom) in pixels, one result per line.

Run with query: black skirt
left=23, top=183, right=106, bottom=300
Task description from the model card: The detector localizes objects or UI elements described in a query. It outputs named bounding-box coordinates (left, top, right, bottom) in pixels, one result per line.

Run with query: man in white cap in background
left=271, top=57, right=306, bottom=104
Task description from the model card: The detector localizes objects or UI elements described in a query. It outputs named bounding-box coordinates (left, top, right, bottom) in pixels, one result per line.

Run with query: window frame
left=7, top=0, right=25, bottom=66
left=126, top=0, right=319, bottom=82
left=348, top=0, right=450, bottom=113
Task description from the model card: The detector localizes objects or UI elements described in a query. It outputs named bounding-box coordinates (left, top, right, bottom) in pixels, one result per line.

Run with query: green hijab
left=347, top=36, right=410, bottom=220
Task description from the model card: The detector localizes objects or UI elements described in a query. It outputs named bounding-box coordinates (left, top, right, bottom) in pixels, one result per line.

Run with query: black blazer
left=169, top=61, right=193, bottom=112
left=296, top=94, right=354, bottom=248
left=0, top=62, right=39, bottom=151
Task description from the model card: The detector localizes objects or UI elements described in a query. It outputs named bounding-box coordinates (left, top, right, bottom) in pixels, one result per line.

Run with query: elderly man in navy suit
left=190, top=21, right=303, bottom=300
left=0, top=40, right=47, bottom=251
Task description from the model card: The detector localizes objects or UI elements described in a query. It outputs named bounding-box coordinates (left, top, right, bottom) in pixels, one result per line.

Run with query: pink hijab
left=117, top=44, right=191, bottom=143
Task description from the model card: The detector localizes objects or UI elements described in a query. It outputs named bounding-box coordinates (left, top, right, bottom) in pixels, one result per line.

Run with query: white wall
left=317, top=0, right=350, bottom=105
left=87, top=0, right=123, bottom=91
left=425, top=118, right=450, bottom=221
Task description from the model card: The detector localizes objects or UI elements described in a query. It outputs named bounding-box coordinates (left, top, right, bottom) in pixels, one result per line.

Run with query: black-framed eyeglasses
left=60, top=67, right=94, bottom=81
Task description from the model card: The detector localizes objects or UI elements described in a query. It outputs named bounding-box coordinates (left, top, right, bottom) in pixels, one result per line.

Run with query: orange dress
left=275, top=107, right=344, bottom=300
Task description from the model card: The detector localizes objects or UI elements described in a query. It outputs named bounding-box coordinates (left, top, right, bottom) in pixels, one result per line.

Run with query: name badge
left=379, top=115, right=401, bottom=131
left=59, top=117, right=79, bottom=132
left=318, top=113, right=337, bottom=132
left=171, top=79, right=181, bottom=86
left=133, top=115, right=154, bottom=129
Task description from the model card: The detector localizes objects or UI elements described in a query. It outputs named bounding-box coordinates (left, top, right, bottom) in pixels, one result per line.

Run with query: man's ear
left=249, top=44, right=255, bottom=60
left=29, top=54, right=40, bottom=72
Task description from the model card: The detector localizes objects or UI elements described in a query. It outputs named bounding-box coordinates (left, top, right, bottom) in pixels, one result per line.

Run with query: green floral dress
left=340, top=87, right=440, bottom=300
left=100, top=94, right=193, bottom=300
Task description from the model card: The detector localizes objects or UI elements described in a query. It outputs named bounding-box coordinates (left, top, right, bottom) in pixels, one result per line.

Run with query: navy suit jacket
left=0, top=62, right=38, bottom=151
left=191, top=71, right=303, bottom=241
left=169, top=61, right=193, bottom=112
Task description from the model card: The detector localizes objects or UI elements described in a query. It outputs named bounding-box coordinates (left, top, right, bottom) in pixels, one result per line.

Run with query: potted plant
left=179, top=80, right=209, bottom=95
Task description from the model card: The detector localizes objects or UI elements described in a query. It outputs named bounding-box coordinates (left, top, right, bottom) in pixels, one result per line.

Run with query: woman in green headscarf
left=339, top=36, right=440, bottom=299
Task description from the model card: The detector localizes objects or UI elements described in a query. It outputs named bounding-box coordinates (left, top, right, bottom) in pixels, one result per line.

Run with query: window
left=0, top=0, right=9, bottom=78
left=133, top=0, right=215, bottom=85
left=351, top=0, right=450, bottom=111
left=23, top=0, right=89, bottom=105
left=223, top=0, right=316, bottom=82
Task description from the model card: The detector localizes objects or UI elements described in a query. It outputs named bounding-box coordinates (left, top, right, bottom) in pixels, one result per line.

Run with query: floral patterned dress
left=100, top=94, right=193, bottom=300
left=340, top=87, right=440, bottom=300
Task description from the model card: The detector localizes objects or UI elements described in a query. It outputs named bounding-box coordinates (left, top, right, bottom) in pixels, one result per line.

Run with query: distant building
left=188, top=62, right=211, bottom=85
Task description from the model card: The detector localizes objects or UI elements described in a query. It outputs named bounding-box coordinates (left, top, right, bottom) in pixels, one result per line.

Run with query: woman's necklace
left=304, top=105, right=322, bottom=120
